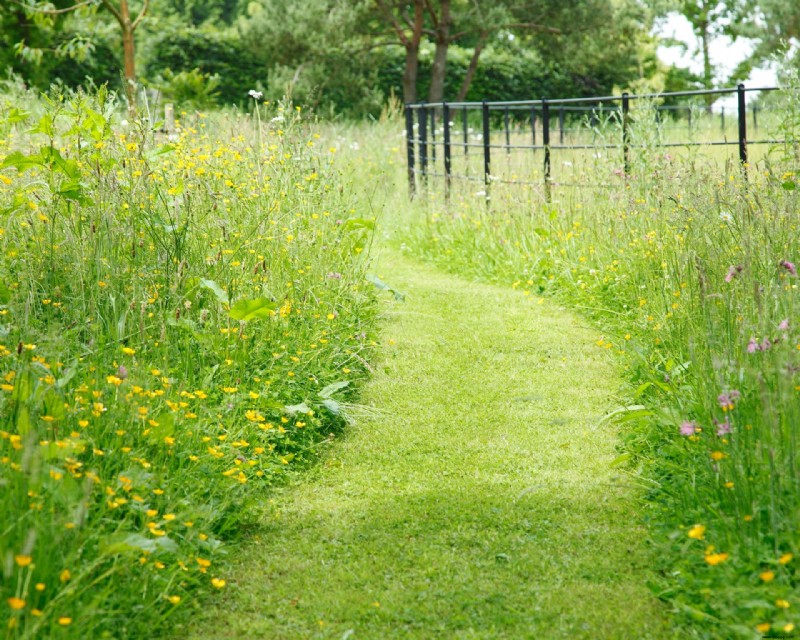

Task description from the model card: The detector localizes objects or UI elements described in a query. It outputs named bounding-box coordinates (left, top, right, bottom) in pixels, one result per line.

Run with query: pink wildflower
left=680, top=421, right=698, bottom=436
left=780, top=260, right=797, bottom=276
left=725, top=265, right=743, bottom=283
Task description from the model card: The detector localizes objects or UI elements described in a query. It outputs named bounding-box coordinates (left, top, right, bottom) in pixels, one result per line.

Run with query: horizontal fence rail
left=404, top=85, right=786, bottom=200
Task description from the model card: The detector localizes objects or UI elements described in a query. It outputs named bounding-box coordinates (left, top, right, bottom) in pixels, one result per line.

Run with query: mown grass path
left=190, top=249, right=673, bottom=639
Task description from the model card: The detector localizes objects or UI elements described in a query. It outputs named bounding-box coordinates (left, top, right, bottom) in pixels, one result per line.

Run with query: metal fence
left=404, top=85, right=785, bottom=199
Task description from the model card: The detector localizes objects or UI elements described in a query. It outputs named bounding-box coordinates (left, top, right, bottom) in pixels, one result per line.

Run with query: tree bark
left=427, top=0, right=450, bottom=103
left=375, top=0, right=424, bottom=104
left=120, top=1, right=136, bottom=110
left=99, top=0, right=149, bottom=114
left=403, top=46, right=419, bottom=103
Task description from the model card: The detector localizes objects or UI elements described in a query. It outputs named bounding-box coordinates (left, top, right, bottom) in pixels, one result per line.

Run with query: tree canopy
left=0, top=0, right=795, bottom=116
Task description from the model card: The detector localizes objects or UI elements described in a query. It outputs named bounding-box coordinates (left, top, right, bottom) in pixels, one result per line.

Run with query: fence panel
left=404, top=85, right=784, bottom=200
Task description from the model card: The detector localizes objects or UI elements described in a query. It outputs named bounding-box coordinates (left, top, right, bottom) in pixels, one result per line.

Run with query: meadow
left=402, top=85, right=800, bottom=637
left=2, top=74, right=800, bottom=639
left=0, top=82, right=378, bottom=639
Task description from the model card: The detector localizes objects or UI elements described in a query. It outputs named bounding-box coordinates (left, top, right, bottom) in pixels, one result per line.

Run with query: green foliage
left=154, top=67, right=221, bottom=111
left=143, top=27, right=260, bottom=107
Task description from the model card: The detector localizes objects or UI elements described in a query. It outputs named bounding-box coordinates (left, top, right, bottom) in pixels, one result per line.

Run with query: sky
left=653, top=12, right=778, bottom=108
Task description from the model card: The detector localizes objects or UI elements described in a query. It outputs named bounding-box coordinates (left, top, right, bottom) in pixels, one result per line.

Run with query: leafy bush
left=154, top=67, right=221, bottom=111
left=143, top=27, right=262, bottom=107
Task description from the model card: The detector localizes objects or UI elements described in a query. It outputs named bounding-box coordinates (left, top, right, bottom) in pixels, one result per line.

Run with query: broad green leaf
left=342, top=218, right=375, bottom=231
left=200, top=279, right=229, bottom=305
left=610, top=453, right=632, bottom=467
left=39, top=146, right=81, bottom=180
left=15, top=406, right=31, bottom=436
left=782, top=180, right=796, bottom=191
left=12, top=369, right=34, bottom=403
left=147, top=412, right=176, bottom=444
left=229, top=297, right=277, bottom=321
left=366, top=274, right=405, bottom=301
left=596, top=404, right=651, bottom=427
left=56, top=361, right=77, bottom=389
left=2, top=151, right=43, bottom=173
left=102, top=533, right=177, bottom=555
left=5, top=107, right=30, bottom=125
left=0, top=281, right=10, bottom=304
left=43, top=388, right=66, bottom=422
left=321, top=399, right=341, bottom=415
left=43, top=439, right=85, bottom=461
left=285, top=402, right=312, bottom=415
left=319, top=381, right=350, bottom=398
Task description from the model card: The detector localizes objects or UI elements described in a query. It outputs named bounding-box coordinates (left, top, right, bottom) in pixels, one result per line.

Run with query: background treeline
left=0, top=0, right=798, bottom=117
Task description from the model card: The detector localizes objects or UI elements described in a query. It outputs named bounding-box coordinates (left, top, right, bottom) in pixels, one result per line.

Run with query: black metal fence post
left=559, top=106, right=565, bottom=144
left=418, top=102, right=428, bottom=185
left=405, top=104, right=416, bottom=198
left=462, top=107, right=469, bottom=157
left=443, top=102, right=452, bottom=199
left=430, top=108, right=436, bottom=164
left=622, top=92, right=630, bottom=175
left=482, top=100, right=491, bottom=198
left=720, top=107, right=725, bottom=132
left=753, top=105, right=758, bottom=131
left=504, top=107, right=511, bottom=154
left=737, top=83, right=748, bottom=167
left=542, top=98, right=551, bottom=200
left=530, top=106, right=536, bottom=147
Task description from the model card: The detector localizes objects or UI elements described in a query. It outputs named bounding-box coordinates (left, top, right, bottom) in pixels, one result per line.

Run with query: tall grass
left=0, top=84, right=377, bottom=638
left=403, top=85, right=800, bottom=637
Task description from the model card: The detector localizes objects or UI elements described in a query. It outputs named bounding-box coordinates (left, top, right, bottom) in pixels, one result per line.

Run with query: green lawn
left=185, top=247, right=674, bottom=639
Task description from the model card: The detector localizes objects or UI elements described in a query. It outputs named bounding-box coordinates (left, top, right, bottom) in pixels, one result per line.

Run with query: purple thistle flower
left=747, top=338, right=759, bottom=354
left=718, top=393, right=731, bottom=408
left=761, top=337, right=772, bottom=351
left=117, top=365, right=128, bottom=380
left=680, top=421, right=698, bottom=436
left=780, top=260, right=797, bottom=277
left=326, top=272, right=342, bottom=280
left=779, top=319, right=790, bottom=331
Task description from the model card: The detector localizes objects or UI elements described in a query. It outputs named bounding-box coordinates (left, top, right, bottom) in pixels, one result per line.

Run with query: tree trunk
left=375, top=0, right=424, bottom=103
left=427, top=0, right=451, bottom=103
left=119, top=0, right=136, bottom=112
left=456, top=33, right=487, bottom=102
left=403, top=46, right=419, bottom=103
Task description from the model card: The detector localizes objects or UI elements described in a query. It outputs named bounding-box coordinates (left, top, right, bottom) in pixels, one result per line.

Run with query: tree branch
left=98, top=0, right=123, bottom=24
left=423, top=0, right=439, bottom=29
left=12, top=0, right=95, bottom=15
left=131, top=0, right=149, bottom=30
left=375, top=0, right=411, bottom=47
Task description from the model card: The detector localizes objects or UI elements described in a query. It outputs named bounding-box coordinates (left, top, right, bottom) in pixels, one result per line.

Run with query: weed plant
left=404, top=86, right=800, bottom=637
left=0, top=84, right=377, bottom=639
